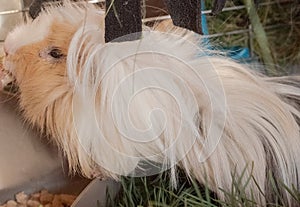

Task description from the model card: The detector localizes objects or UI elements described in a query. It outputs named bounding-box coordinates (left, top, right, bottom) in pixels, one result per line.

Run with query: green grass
left=107, top=170, right=219, bottom=207
left=106, top=167, right=300, bottom=207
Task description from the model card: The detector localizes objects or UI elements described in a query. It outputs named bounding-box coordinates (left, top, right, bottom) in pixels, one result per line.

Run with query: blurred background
left=0, top=0, right=299, bottom=73
left=143, top=0, right=299, bottom=74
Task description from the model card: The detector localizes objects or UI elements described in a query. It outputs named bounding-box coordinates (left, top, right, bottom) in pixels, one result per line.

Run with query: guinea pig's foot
left=89, top=168, right=105, bottom=180
left=2, top=80, right=19, bottom=94
left=0, top=58, right=18, bottom=95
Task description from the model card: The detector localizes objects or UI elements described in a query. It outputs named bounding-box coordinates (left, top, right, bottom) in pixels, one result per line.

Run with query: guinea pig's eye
left=49, top=48, right=64, bottom=59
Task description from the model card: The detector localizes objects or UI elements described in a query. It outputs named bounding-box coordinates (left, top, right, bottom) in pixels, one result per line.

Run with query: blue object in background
left=223, top=46, right=250, bottom=60
left=200, top=0, right=251, bottom=61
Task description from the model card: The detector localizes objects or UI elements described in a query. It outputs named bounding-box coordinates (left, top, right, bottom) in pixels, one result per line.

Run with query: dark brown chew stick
left=29, top=0, right=240, bottom=42
left=29, top=0, right=59, bottom=19
left=163, top=0, right=203, bottom=35
left=105, top=0, right=142, bottom=42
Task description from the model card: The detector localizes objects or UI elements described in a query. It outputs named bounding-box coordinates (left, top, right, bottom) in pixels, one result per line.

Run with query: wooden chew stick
left=163, top=0, right=203, bottom=35
left=105, top=0, right=142, bottom=42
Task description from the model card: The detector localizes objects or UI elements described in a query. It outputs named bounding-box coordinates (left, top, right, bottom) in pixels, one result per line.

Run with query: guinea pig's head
left=2, top=1, right=104, bottom=128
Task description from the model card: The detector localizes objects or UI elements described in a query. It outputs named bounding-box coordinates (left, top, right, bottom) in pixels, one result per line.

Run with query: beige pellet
left=15, top=192, right=28, bottom=205
left=6, top=200, right=17, bottom=207
left=29, top=193, right=40, bottom=201
left=60, top=194, right=76, bottom=206
left=52, top=195, right=63, bottom=207
left=40, top=190, right=54, bottom=204
left=26, top=200, right=40, bottom=207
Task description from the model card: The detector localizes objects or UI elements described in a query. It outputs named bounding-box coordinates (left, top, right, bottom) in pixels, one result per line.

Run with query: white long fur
left=64, top=4, right=300, bottom=205
left=6, top=1, right=300, bottom=205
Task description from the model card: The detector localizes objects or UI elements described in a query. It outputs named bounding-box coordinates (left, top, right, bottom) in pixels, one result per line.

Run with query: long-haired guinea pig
left=1, top=1, right=300, bottom=206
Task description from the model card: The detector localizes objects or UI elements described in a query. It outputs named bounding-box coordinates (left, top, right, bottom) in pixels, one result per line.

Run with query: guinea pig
left=1, top=1, right=300, bottom=206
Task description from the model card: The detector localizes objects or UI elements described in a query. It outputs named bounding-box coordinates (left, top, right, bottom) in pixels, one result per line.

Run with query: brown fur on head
left=3, top=2, right=104, bottom=130
left=8, top=22, right=75, bottom=127
left=2, top=2, right=105, bottom=176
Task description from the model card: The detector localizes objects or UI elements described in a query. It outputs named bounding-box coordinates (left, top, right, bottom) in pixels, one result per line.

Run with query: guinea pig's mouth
left=0, top=56, right=18, bottom=95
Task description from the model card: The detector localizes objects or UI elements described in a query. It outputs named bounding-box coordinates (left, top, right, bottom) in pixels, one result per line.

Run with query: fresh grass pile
left=106, top=168, right=300, bottom=207
left=107, top=170, right=219, bottom=207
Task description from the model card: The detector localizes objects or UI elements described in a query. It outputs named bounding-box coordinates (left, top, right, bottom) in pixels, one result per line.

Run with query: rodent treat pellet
left=0, top=190, right=76, bottom=207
